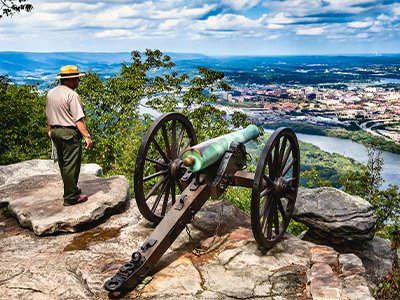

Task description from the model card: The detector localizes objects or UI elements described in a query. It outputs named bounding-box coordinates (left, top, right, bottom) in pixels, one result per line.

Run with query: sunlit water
left=295, top=132, right=399, bottom=189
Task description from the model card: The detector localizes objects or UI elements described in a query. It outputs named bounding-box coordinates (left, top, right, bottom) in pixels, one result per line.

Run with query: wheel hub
left=170, top=159, right=183, bottom=178
left=273, top=177, right=287, bottom=198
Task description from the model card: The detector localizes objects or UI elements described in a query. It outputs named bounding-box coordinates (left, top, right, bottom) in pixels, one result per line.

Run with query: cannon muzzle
left=182, top=124, right=260, bottom=172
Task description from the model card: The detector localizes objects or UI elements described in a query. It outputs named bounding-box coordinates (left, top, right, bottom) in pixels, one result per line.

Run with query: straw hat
left=56, top=65, right=85, bottom=79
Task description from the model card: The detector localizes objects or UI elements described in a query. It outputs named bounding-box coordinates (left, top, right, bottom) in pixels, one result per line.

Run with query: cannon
left=104, top=112, right=300, bottom=297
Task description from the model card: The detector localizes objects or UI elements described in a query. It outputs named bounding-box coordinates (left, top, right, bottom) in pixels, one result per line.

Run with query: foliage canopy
left=0, top=0, right=33, bottom=19
left=0, top=75, right=48, bottom=164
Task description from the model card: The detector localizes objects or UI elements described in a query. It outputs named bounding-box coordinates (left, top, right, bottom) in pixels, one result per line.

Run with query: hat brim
left=56, top=73, right=86, bottom=79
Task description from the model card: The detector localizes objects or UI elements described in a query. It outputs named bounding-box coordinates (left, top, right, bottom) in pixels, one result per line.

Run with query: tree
left=232, top=111, right=249, bottom=129
left=77, top=49, right=244, bottom=183
left=0, top=0, right=33, bottom=19
left=301, top=167, right=332, bottom=188
left=146, top=64, right=235, bottom=142
left=0, top=75, right=49, bottom=164
left=340, top=142, right=400, bottom=235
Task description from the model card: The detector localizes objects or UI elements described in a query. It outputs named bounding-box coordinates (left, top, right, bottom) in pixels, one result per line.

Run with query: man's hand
left=75, top=119, right=92, bottom=150
left=84, top=135, right=93, bottom=150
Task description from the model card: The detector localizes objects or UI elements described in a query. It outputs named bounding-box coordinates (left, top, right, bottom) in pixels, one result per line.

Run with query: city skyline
left=1, top=0, right=400, bottom=55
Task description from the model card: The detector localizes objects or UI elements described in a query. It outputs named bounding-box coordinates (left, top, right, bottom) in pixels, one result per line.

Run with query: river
left=294, top=133, right=400, bottom=189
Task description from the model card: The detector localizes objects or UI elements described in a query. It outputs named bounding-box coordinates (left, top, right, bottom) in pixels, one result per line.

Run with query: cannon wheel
left=251, top=128, right=300, bottom=249
left=134, top=112, right=197, bottom=224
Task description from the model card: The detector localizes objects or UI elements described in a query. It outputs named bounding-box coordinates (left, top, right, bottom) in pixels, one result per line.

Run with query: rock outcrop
left=0, top=160, right=129, bottom=235
left=293, top=187, right=376, bottom=244
left=0, top=199, right=374, bottom=300
left=0, top=160, right=381, bottom=299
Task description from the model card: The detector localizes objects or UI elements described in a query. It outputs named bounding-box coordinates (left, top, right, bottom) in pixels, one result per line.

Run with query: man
left=46, top=65, right=93, bottom=206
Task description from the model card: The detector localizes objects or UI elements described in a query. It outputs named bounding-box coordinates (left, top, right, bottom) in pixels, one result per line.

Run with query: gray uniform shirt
left=46, top=85, right=85, bottom=126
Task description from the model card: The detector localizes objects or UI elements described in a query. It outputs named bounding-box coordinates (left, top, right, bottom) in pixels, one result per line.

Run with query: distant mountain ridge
left=1, top=51, right=399, bottom=89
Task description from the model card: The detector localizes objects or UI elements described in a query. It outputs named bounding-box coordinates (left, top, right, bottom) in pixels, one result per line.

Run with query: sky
left=1, top=0, right=400, bottom=55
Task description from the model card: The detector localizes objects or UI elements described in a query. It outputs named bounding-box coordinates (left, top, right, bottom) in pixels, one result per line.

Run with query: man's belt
left=51, top=125, right=77, bottom=130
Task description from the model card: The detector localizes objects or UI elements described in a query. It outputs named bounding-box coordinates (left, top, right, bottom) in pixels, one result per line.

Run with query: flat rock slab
left=0, top=160, right=129, bottom=235
left=293, top=187, right=376, bottom=244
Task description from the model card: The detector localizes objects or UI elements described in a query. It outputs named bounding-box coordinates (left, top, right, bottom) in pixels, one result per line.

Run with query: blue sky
left=1, top=0, right=400, bottom=55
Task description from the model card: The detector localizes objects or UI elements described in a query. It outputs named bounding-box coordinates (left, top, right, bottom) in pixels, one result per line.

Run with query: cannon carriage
left=104, top=112, right=300, bottom=297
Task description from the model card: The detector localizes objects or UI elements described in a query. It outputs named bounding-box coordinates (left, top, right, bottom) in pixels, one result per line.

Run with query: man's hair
left=60, top=77, right=77, bottom=84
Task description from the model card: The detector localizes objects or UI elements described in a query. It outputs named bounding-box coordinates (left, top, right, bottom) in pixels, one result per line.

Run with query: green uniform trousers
left=51, top=127, right=82, bottom=203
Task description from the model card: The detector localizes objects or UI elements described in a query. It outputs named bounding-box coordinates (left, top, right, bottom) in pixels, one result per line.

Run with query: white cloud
left=355, top=32, right=370, bottom=39
left=0, top=0, right=399, bottom=54
left=264, top=0, right=372, bottom=17
left=393, top=4, right=400, bottom=16
left=200, top=14, right=261, bottom=30
left=95, top=29, right=137, bottom=39
left=153, top=5, right=216, bottom=19
left=262, top=12, right=295, bottom=25
left=221, top=0, right=260, bottom=11
left=267, top=23, right=284, bottom=29
left=159, top=19, right=182, bottom=30
left=296, top=27, right=324, bottom=35
left=39, top=2, right=104, bottom=12
left=265, top=34, right=281, bottom=40
left=348, top=21, right=373, bottom=28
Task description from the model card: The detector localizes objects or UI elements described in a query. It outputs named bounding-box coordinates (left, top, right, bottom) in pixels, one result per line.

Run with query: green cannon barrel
left=182, top=125, right=260, bottom=172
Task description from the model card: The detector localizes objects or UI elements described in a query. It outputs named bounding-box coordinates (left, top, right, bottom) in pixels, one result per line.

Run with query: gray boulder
left=0, top=160, right=128, bottom=235
left=293, top=187, right=376, bottom=244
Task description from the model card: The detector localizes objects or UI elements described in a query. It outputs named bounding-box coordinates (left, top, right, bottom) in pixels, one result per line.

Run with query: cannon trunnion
left=104, top=112, right=300, bottom=297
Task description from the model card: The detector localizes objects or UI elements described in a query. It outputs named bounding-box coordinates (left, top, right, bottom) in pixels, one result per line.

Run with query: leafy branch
left=1, top=0, right=33, bottom=19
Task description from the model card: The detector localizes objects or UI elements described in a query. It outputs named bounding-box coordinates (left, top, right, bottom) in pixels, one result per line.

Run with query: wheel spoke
left=151, top=178, right=169, bottom=213
left=285, top=191, right=296, bottom=202
left=176, top=179, right=183, bottom=192
left=161, top=124, right=172, bottom=159
left=170, top=178, right=176, bottom=205
left=279, top=144, right=292, bottom=174
left=261, top=205, right=269, bottom=234
left=160, top=180, right=171, bottom=216
left=260, top=195, right=271, bottom=224
left=178, top=138, right=192, bottom=158
left=266, top=204, right=274, bottom=239
left=268, top=156, right=274, bottom=180
left=176, top=126, right=185, bottom=157
left=145, top=175, right=168, bottom=200
left=278, top=137, right=288, bottom=175
left=145, top=157, right=168, bottom=168
left=152, top=138, right=170, bottom=163
left=171, top=120, right=177, bottom=159
left=277, top=199, right=288, bottom=223
left=273, top=206, right=280, bottom=235
left=143, top=169, right=168, bottom=182
left=262, top=196, right=274, bottom=238
left=260, top=186, right=273, bottom=197
left=282, top=158, right=295, bottom=177
left=273, top=141, right=280, bottom=177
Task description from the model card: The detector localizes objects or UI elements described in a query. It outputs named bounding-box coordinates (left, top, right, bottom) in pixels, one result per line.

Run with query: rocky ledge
left=0, top=160, right=129, bottom=235
left=0, top=159, right=393, bottom=299
left=0, top=199, right=374, bottom=300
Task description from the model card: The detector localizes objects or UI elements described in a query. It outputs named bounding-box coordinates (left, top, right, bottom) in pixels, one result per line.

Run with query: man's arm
left=47, top=123, right=52, bottom=138
left=76, top=118, right=93, bottom=150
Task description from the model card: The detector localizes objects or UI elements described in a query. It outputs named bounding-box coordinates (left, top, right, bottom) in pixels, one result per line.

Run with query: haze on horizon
left=1, top=0, right=400, bottom=56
